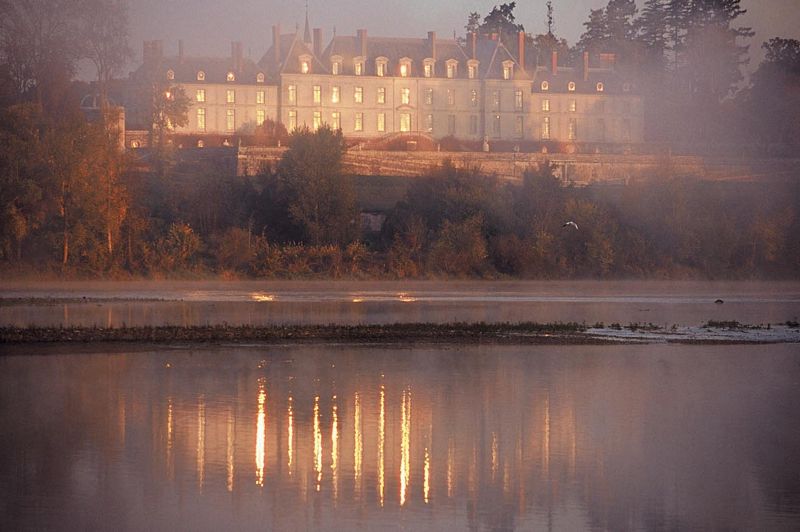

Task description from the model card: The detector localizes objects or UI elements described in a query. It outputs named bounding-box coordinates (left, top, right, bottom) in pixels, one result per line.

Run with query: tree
left=466, top=3, right=526, bottom=54
left=81, top=0, right=132, bottom=109
left=637, top=0, right=669, bottom=72
left=577, top=0, right=639, bottom=66
left=276, top=125, right=359, bottom=246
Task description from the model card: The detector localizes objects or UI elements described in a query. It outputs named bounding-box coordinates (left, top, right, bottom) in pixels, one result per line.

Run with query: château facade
left=128, top=23, right=644, bottom=149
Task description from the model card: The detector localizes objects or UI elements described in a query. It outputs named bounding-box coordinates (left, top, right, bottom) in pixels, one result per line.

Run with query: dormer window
left=331, top=55, right=342, bottom=75
left=502, top=61, right=513, bottom=80
left=541, top=81, right=549, bottom=91
left=166, top=69, right=175, bottom=80
left=596, top=82, right=604, bottom=92
left=568, top=81, right=576, bottom=91
left=299, top=54, right=311, bottom=74
left=467, top=60, right=478, bottom=79
left=196, top=70, right=205, bottom=81
left=256, top=72, right=265, bottom=83
left=354, top=57, right=365, bottom=76
left=423, top=60, right=433, bottom=78
left=399, top=58, right=412, bottom=78
left=376, top=57, right=388, bottom=77
left=446, top=60, right=458, bottom=79
left=227, top=71, right=236, bottom=82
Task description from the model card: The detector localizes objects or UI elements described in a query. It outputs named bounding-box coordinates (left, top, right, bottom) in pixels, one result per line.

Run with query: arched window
left=540, top=81, right=549, bottom=91
left=197, top=70, right=205, bottom=81
left=568, top=81, right=576, bottom=92
left=256, top=72, right=265, bottom=83
left=166, top=69, right=175, bottom=80
left=596, top=82, right=604, bottom=92
left=226, top=71, right=236, bottom=82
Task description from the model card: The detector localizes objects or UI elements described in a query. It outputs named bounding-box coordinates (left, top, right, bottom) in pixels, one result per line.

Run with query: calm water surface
left=2, top=343, right=799, bottom=531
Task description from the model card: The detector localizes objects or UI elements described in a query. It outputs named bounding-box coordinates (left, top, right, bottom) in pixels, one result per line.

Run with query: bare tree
left=81, top=0, right=132, bottom=109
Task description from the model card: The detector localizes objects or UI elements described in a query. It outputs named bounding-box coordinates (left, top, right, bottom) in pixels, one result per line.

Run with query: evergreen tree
left=637, top=0, right=669, bottom=71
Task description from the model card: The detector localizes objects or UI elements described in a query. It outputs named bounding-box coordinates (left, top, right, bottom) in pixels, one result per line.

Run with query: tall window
left=401, top=87, right=410, bottom=105
left=197, top=108, right=206, bottom=131
left=493, top=90, right=500, bottom=110
left=468, top=64, right=476, bottom=79
left=448, top=115, right=456, bottom=135
left=196, top=89, right=205, bottom=103
left=424, top=88, right=433, bottom=105
left=377, top=112, right=386, bottom=132
left=424, top=114, right=433, bottom=133
left=257, top=109, right=266, bottom=127
left=288, top=110, right=297, bottom=131
left=313, top=111, right=322, bottom=130
left=447, top=89, right=455, bottom=106
left=542, top=99, right=550, bottom=112
left=503, top=64, right=512, bottom=80
left=515, top=89, right=523, bottom=111
left=313, top=85, right=321, bottom=104
left=331, top=111, right=340, bottom=130
left=376, top=60, right=386, bottom=76
left=515, top=116, right=524, bottom=138
left=400, top=62, right=409, bottom=77
left=493, top=114, right=501, bottom=136
left=288, top=85, right=296, bottom=104
left=354, top=87, right=363, bottom=103
left=471, top=89, right=478, bottom=107
left=470, top=115, right=478, bottom=134
left=568, top=118, right=577, bottom=140
left=226, top=89, right=235, bottom=104
left=301, top=60, right=310, bottom=74
left=226, top=109, right=235, bottom=131
left=424, top=63, right=432, bottom=78
left=446, top=62, right=456, bottom=79
left=542, top=117, right=550, bottom=139
left=331, top=86, right=340, bottom=104
left=377, top=87, right=386, bottom=104
left=256, top=90, right=265, bottom=104
left=355, top=61, right=363, bottom=76
left=569, top=99, right=577, bottom=112
left=355, top=112, right=363, bottom=132
left=332, top=62, right=340, bottom=75
left=400, top=113, right=411, bottom=132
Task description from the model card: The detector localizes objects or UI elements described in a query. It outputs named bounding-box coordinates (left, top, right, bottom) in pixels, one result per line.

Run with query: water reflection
left=1, top=344, right=799, bottom=531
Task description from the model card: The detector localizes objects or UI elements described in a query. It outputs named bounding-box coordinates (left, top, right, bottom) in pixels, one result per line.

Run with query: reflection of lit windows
left=424, top=114, right=433, bottom=133
left=196, top=89, right=205, bottom=102
left=515, top=89, right=523, bottom=111
left=354, top=112, right=363, bottom=132
left=569, top=99, right=577, bottom=112
left=568, top=81, right=576, bottom=91
left=313, top=85, right=321, bottom=104
left=313, top=111, right=321, bottom=130
left=470, top=115, right=478, bottom=134
left=227, top=71, right=235, bottom=82
left=401, top=87, right=410, bottom=105
left=197, top=71, right=205, bottom=81
left=226, top=89, right=235, bottom=103
left=288, top=85, right=296, bottom=103
left=331, top=86, right=340, bottom=103
left=471, top=89, right=478, bottom=107
left=568, top=118, right=577, bottom=140
left=256, top=90, right=265, bottom=104
left=288, top=109, right=297, bottom=131
left=541, top=80, right=549, bottom=91
left=354, top=86, right=363, bottom=103
left=447, top=89, right=455, bottom=106
left=424, top=88, right=433, bottom=105
left=377, top=112, right=386, bottom=132
left=515, top=116, right=524, bottom=138
left=377, top=87, right=386, bottom=104
left=197, top=108, right=206, bottom=131
left=331, top=111, right=340, bottom=130
left=257, top=109, right=266, bottom=127
left=226, top=109, right=235, bottom=131
left=542, top=99, right=550, bottom=112
left=541, top=117, right=550, bottom=139
left=400, top=113, right=411, bottom=132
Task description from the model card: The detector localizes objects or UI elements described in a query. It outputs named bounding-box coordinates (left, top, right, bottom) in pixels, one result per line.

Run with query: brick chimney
left=551, top=50, right=558, bottom=75
left=313, top=28, right=322, bottom=57
left=470, top=31, right=477, bottom=60
left=272, top=24, right=281, bottom=65
left=428, top=31, right=436, bottom=60
left=357, top=29, right=368, bottom=58
left=518, top=31, right=525, bottom=71
left=583, top=51, right=590, bottom=81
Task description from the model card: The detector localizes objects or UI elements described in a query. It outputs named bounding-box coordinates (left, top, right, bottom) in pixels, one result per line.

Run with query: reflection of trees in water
left=0, top=346, right=799, bottom=530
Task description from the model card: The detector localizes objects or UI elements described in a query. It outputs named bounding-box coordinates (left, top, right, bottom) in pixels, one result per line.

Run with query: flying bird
left=563, top=221, right=579, bottom=230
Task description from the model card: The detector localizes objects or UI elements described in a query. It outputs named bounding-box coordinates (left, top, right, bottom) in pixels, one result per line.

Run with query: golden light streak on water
left=491, top=432, right=498, bottom=480
left=166, top=397, right=174, bottom=480
left=378, top=382, right=385, bottom=507
left=400, top=387, right=411, bottom=506
left=447, top=439, right=454, bottom=498
left=197, top=395, right=205, bottom=491
left=226, top=408, right=235, bottom=492
left=351, top=297, right=364, bottom=303
left=423, top=446, right=431, bottom=504
left=331, top=396, right=339, bottom=502
left=397, top=293, right=416, bottom=302
left=354, top=392, right=363, bottom=496
left=250, top=292, right=275, bottom=302
left=314, top=395, right=322, bottom=492
left=287, top=396, right=294, bottom=475
left=255, top=378, right=266, bottom=487
left=503, top=461, right=510, bottom=495
left=544, top=394, right=550, bottom=477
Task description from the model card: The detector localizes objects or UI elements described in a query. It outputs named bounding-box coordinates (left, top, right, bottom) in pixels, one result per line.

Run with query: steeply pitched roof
left=259, top=32, right=327, bottom=76
left=135, top=56, right=265, bottom=85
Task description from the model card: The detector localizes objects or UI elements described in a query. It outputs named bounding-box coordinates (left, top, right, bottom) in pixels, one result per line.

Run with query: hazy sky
left=128, top=0, right=800, bottom=67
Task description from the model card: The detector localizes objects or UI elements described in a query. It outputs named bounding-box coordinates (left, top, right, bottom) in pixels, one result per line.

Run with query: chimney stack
left=551, top=50, right=558, bottom=75
left=428, top=31, right=436, bottom=61
left=272, top=24, right=281, bottom=65
left=178, top=40, right=184, bottom=63
left=357, top=29, right=367, bottom=58
left=470, top=31, right=477, bottom=60
left=313, top=28, right=322, bottom=57
left=583, top=52, right=590, bottom=81
left=518, top=31, right=525, bottom=71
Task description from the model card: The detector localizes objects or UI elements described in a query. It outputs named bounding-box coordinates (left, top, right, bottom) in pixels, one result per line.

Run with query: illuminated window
left=446, top=61, right=457, bottom=79
left=197, top=140, right=204, bottom=148
left=313, top=111, right=321, bottom=130
left=332, top=62, right=340, bottom=75
left=355, top=61, right=364, bottom=76
left=377, top=87, right=386, bottom=104
left=227, top=71, right=235, bottom=82
left=256, top=72, right=265, bottom=83
left=288, top=84, right=296, bottom=104
left=569, top=99, right=577, bottom=112
left=470, top=115, right=478, bottom=134
left=468, top=64, right=477, bottom=79
left=288, top=110, right=297, bottom=131
left=596, top=82, right=604, bottom=92
left=424, top=114, right=433, bottom=133
left=424, top=62, right=433, bottom=78
left=226, top=109, right=235, bottom=131
left=399, top=61, right=410, bottom=77
left=197, top=71, right=205, bottom=81
left=568, top=118, right=577, bottom=140
left=166, top=69, right=174, bottom=80
left=354, top=112, right=363, bottom=132
left=377, top=112, right=386, bottom=132
left=256, top=90, right=265, bottom=104
left=226, top=89, right=235, bottom=104
left=515, top=116, right=524, bottom=138
left=197, top=108, right=206, bottom=131
left=515, top=89, right=523, bottom=111
left=376, top=58, right=387, bottom=77
left=313, top=85, right=321, bottom=104
left=448, top=115, right=456, bottom=135
left=331, top=86, right=340, bottom=103
left=541, top=80, right=549, bottom=91
left=502, top=61, right=513, bottom=80
left=401, top=87, right=410, bottom=105
left=424, top=88, right=433, bottom=105
left=331, top=111, right=340, bottom=130
left=447, top=89, right=455, bottom=106
left=568, top=81, right=576, bottom=92
left=257, top=109, right=266, bottom=126
left=542, top=99, right=550, bottom=112
left=354, top=87, right=363, bottom=103
left=471, top=89, right=478, bottom=107
left=542, top=116, right=550, bottom=139
left=196, top=89, right=205, bottom=103
left=301, top=61, right=310, bottom=74
left=400, top=113, right=411, bottom=132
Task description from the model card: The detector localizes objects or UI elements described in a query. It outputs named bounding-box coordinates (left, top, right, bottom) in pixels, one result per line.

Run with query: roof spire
left=303, top=0, right=312, bottom=44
